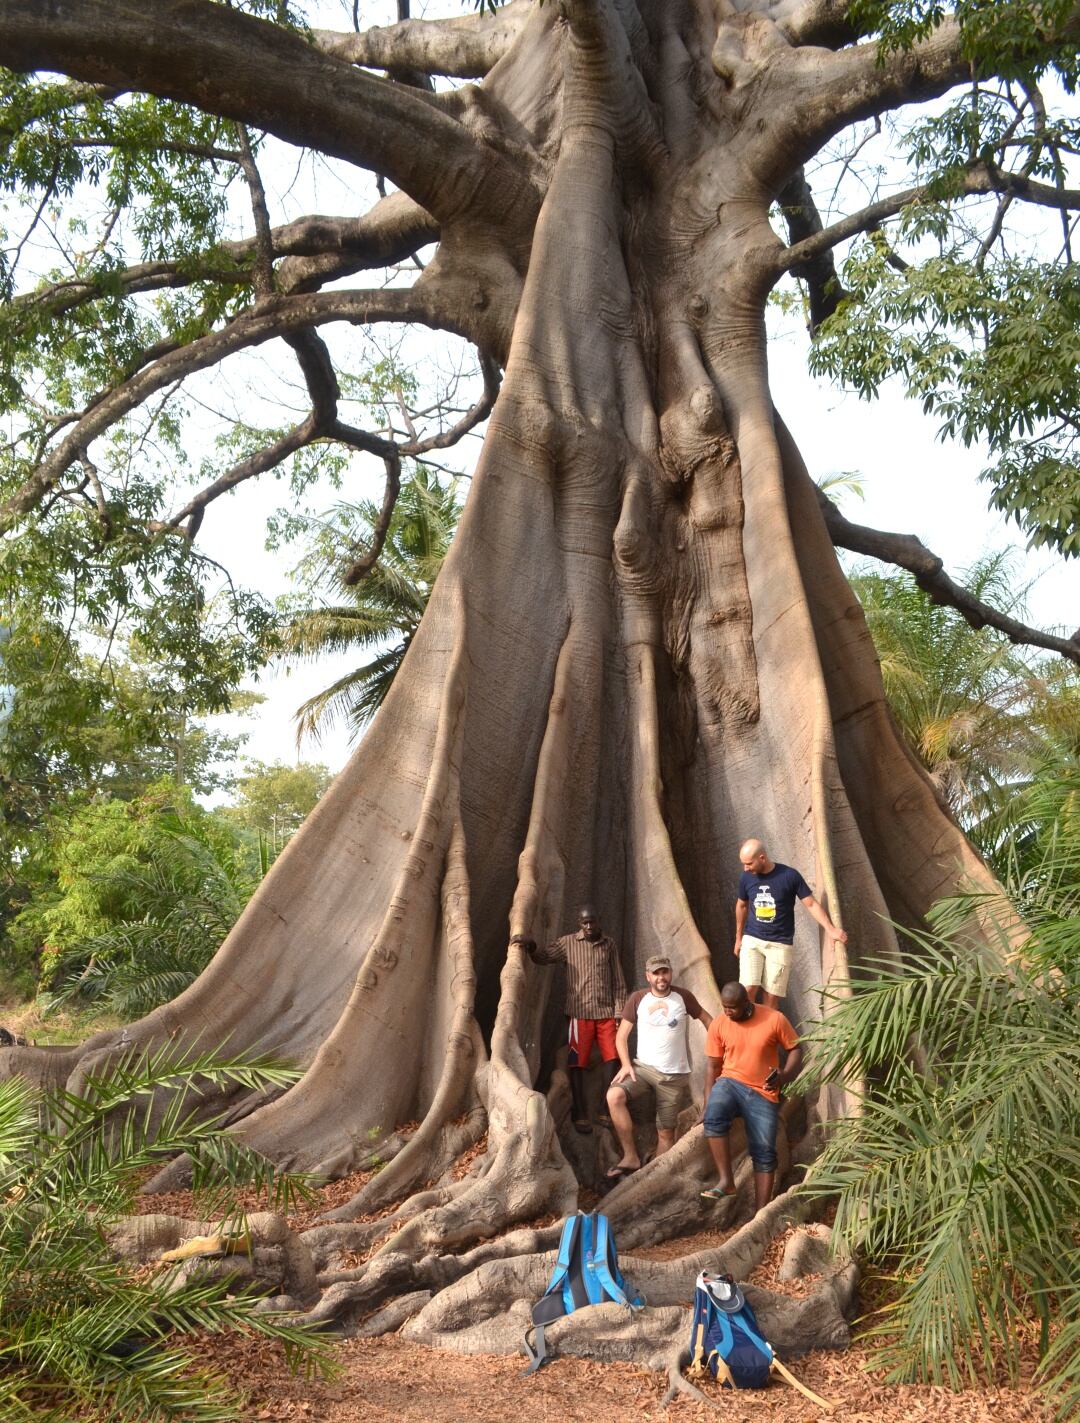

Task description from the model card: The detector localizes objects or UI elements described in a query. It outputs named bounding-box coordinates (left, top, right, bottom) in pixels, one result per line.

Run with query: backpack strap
left=522, top=1323, right=549, bottom=1375
left=688, top=1289, right=711, bottom=1375
left=539, top=1213, right=584, bottom=1316
left=591, top=1214, right=643, bottom=1309
left=522, top=1214, right=582, bottom=1375
left=770, top=1355, right=836, bottom=1410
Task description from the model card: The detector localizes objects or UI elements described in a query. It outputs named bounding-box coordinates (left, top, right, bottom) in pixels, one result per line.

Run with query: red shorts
left=567, top=1017, right=618, bottom=1068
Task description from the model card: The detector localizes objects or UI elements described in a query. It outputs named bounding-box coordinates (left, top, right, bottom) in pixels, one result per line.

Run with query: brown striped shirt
left=529, top=931, right=628, bottom=1020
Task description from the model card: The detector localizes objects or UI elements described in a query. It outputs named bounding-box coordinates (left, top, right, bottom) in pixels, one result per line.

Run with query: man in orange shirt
left=701, top=982, right=803, bottom=1213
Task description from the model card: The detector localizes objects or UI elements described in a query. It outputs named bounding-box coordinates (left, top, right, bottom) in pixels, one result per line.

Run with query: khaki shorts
left=615, top=1061, right=692, bottom=1130
left=738, top=934, right=792, bottom=996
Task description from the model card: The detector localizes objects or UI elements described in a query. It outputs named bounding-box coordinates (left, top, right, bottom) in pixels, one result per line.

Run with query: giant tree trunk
left=0, top=0, right=1001, bottom=1360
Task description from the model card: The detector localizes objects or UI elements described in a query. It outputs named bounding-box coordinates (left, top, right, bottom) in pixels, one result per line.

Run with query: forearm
left=734, top=901, right=748, bottom=942
left=703, top=1057, right=721, bottom=1098
left=615, top=1024, right=633, bottom=1072
left=526, top=941, right=565, bottom=966
left=777, top=1045, right=804, bottom=1087
left=804, top=897, right=841, bottom=937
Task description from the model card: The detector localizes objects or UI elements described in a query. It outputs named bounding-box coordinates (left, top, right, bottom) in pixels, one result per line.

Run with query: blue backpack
left=522, top=1212, right=643, bottom=1373
left=689, top=1271, right=773, bottom=1388
left=688, top=1271, right=836, bottom=1408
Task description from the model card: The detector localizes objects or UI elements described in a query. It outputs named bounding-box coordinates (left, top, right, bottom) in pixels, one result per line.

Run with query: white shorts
left=738, top=934, right=792, bottom=997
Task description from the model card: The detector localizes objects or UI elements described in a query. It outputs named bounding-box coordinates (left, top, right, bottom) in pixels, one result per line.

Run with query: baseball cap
left=645, top=954, right=672, bottom=972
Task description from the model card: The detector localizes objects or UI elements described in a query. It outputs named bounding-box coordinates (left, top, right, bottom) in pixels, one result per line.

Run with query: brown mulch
left=196, top=1332, right=1052, bottom=1423
left=133, top=1167, right=399, bottom=1233
left=629, top=1224, right=738, bottom=1262
left=450, top=1133, right=489, bottom=1181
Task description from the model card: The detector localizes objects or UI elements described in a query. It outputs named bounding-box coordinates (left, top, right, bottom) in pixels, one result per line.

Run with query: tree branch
left=818, top=490, right=1080, bottom=666
left=7, top=192, right=438, bottom=326
left=772, top=0, right=858, bottom=48
left=340, top=449, right=401, bottom=587
left=161, top=417, right=325, bottom=535
left=0, top=0, right=540, bottom=236
left=0, top=285, right=476, bottom=533
left=780, top=7, right=1080, bottom=169
left=336, top=349, right=499, bottom=584
left=312, top=1, right=528, bottom=79
left=772, top=160, right=1080, bottom=277
left=777, top=168, right=848, bottom=333
left=234, top=127, right=275, bottom=297
left=399, top=351, right=501, bottom=459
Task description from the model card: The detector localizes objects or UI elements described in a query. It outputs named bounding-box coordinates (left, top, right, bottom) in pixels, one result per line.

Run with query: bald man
left=735, top=839, right=846, bottom=1008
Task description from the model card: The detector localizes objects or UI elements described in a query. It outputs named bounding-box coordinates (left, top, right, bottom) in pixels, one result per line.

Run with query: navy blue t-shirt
left=737, top=863, right=812, bottom=944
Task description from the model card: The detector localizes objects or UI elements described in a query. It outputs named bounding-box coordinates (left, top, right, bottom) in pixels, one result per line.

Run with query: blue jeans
left=703, top=1078, right=779, bottom=1172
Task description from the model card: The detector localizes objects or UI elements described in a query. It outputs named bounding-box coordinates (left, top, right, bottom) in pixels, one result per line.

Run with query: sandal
left=605, top=1164, right=640, bottom=1181
left=700, top=1184, right=737, bottom=1200
left=572, top=1118, right=593, bottom=1135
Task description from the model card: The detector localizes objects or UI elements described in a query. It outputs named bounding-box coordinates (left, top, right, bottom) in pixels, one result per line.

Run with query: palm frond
left=803, top=831, right=1080, bottom=1411
left=283, top=469, right=462, bottom=748
left=0, top=1049, right=334, bottom=1421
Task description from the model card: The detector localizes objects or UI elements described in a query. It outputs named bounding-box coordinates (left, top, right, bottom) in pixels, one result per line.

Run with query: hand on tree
left=510, top=934, right=536, bottom=953
left=831, top=928, right=848, bottom=945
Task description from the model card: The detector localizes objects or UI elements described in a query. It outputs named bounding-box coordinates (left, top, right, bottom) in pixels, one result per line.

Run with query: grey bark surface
left=0, top=0, right=1014, bottom=1366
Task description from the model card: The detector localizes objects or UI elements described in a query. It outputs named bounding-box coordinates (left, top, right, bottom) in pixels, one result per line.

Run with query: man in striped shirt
left=512, top=905, right=628, bottom=1135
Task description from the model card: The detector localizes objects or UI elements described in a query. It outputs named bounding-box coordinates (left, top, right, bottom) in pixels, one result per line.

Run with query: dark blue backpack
left=689, top=1271, right=772, bottom=1388
left=522, top=1212, right=643, bottom=1373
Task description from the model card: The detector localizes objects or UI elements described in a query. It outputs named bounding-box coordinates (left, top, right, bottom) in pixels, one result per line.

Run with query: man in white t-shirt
left=604, top=955, right=713, bottom=1180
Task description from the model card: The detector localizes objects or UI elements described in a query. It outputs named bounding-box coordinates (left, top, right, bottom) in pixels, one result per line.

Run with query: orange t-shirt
left=704, top=1005, right=799, bottom=1102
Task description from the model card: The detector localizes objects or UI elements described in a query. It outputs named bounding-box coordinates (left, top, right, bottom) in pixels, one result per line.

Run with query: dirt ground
left=200, top=1330, right=1052, bottom=1423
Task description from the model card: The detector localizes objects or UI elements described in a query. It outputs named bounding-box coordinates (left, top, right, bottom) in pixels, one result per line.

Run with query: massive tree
left=2, top=0, right=1079, bottom=1365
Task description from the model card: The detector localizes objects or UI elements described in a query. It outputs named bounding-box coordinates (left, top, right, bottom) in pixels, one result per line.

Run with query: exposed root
left=662, top=1357, right=717, bottom=1410
left=355, top=1290, right=433, bottom=1338
left=109, top=1210, right=320, bottom=1307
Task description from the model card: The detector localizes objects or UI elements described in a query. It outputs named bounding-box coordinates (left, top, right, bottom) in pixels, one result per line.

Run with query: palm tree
left=849, top=552, right=1080, bottom=841
left=281, top=469, right=461, bottom=747
left=803, top=777, right=1080, bottom=1415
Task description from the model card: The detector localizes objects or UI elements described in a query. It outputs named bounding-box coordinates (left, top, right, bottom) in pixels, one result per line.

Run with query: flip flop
left=572, top=1118, right=593, bottom=1135
left=700, top=1185, right=737, bottom=1200
left=605, top=1164, right=640, bottom=1181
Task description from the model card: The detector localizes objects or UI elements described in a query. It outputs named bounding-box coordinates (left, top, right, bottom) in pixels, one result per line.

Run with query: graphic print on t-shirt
left=621, top=985, right=703, bottom=1075
left=646, top=997, right=672, bottom=1027
left=753, top=886, right=777, bottom=923
left=738, top=863, right=812, bottom=944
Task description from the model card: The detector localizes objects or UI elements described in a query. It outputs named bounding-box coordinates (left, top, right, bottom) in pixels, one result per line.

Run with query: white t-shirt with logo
left=620, top=985, right=704, bottom=1075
